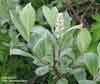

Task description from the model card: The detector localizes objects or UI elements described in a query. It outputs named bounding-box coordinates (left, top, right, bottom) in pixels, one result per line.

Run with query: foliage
left=0, top=0, right=100, bottom=84
left=10, top=2, right=100, bottom=84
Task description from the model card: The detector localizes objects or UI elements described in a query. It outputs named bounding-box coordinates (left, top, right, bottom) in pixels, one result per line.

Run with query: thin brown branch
left=66, top=0, right=83, bottom=24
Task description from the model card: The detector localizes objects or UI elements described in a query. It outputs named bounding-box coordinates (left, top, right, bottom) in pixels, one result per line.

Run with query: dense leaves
left=0, top=0, right=100, bottom=84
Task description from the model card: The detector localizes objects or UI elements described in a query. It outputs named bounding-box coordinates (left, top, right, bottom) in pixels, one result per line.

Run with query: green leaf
left=77, top=28, right=92, bottom=52
left=92, top=14, right=100, bottom=22
left=78, top=80, right=97, bottom=84
left=90, top=15, right=100, bottom=42
left=41, top=56, right=53, bottom=65
left=30, top=26, right=53, bottom=58
left=60, top=30, right=74, bottom=48
left=87, top=42, right=98, bottom=52
left=80, top=53, right=98, bottom=76
left=60, top=48, right=75, bottom=60
left=97, top=43, right=100, bottom=56
left=33, top=57, right=46, bottom=66
left=10, top=3, right=36, bottom=42
left=56, top=78, right=68, bottom=84
left=90, top=23, right=100, bottom=42
left=64, top=11, right=72, bottom=29
left=29, top=26, right=54, bottom=66
left=60, top=24, right=82, bottom=48
left=10, top=48, right=34, bottom=59
left=58, top=48, right=75, bottom=73
left=72, top=68, right=86, bottom=81
left=35, top=65, right=49, bottom=76
left=58, top=55, right=72, bottom=74
left=31, top=26, right=58, bottom=47
left=42, top=5, right=58, bottom=29
left=10, top=11, right=28, bottom=41
left=9, top=28, right=19, bottom=48
left=19, top=3, right=36, bottom=41
left=97, top=42, right=100, bottom=68
left=31, top=36, right=52, bottom=63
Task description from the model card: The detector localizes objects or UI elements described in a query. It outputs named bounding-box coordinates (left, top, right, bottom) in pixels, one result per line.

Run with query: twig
left=66, top=0, right=83, bottom=24
left=81, top=0, right=95, bottom=20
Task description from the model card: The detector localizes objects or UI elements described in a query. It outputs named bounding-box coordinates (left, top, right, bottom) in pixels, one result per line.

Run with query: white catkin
left=55, top=12, right=64, bottom=33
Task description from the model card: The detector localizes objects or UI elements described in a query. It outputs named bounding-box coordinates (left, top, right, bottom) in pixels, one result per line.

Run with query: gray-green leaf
left=97, top=42, right=100, bottom=68
left=77, top=28, right=92, bottom=52
left=78, top=80, right=97, bottom=84
left=10, top=3, right=36, bottom=42
left=72, top=68, right=86, bottom=81
left=19, top=3, right=35, bottom=41
left=64, top=11, right=72, bottom=29
left=35, top=65, right=49, bottom=76
left=79, top=53, right=98, bottom=77
left=10, top=11, right=28, bottom=41
left=10, top=48, right=34, bottom=59
left=42, top=5, right=58, bottom=29
left=30, top=26, right=53, bottom=59
left=56, top=78, right=68, bottom=84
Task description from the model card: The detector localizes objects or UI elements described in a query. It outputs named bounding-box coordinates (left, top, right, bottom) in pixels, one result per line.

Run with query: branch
left=66, top=0, right=83, bottom=24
